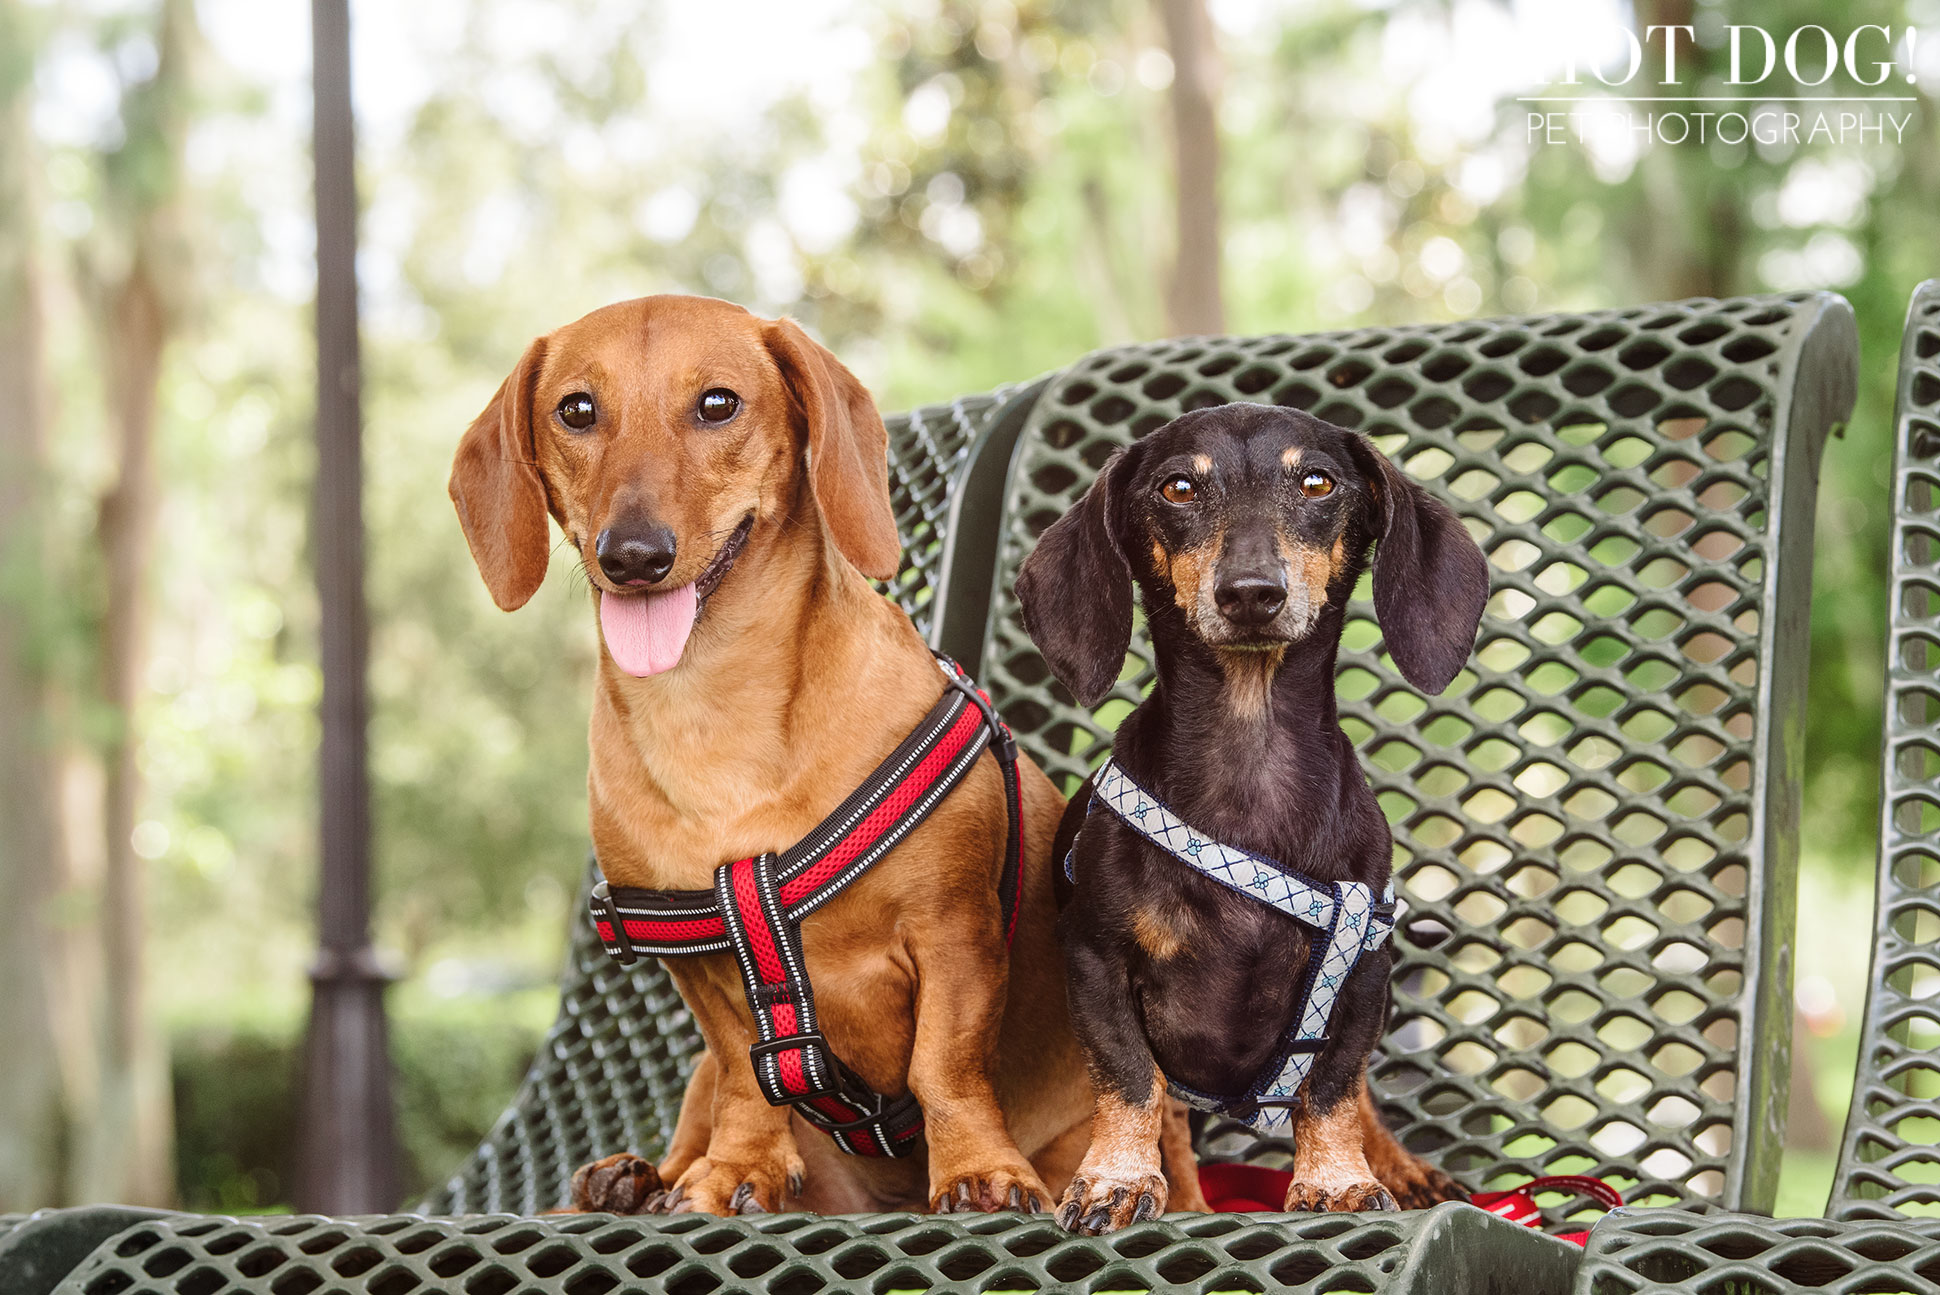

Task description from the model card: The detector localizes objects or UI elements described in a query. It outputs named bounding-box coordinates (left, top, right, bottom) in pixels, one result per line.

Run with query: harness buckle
left=750, top=1032, right=828, bottom=1060
left=591, top=880, right=638, bottom=967
left=748, top=1033, right=842, bottom=1102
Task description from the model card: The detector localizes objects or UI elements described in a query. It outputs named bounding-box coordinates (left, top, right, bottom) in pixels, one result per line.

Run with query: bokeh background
left=1, top=0, right=1935, bottom=1217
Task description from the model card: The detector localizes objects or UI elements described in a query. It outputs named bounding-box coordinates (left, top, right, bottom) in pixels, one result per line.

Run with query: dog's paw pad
left=1053, top=1172, right=1168, bottom=1234
left=1284, top=1180, right=1398, bottom=1214
left=570, top=1153, right=665, bottom=1214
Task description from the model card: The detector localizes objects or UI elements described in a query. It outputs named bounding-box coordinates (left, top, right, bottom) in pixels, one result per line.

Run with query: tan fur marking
left=1085, top=1074, right=1164, bottom=1175
left=1278, top=530, right=1341, bottom=607
left=1292, top=1097, right=1378, bottom=1192
left=1281, top=446, right=1303, bottom=469
left=1166, top=531, right=1217, bottom=615
left=1191, top=453, right=1213, bottom=473
left=1132, top=907, right=1184, bottom=961
left=1216, top=646, right=1286, bottom=719
left=1059, top=1064, right=1170, bottom=1229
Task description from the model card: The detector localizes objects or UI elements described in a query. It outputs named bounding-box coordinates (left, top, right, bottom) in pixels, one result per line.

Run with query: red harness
left=590, top=654, right=1023, bottom=1157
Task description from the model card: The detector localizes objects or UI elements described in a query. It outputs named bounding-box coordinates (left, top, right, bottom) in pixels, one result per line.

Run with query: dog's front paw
left=1382, top=1160, right=1467, bottom=1209
left=570, top=1153, right=666, bottom=1214
left=1284, top=1179, right=1398, bottom=1213
left=931, top=1160, right=1052, bottom=1214
left=660, top=1154, right=803, bottom=1216
left=1054, top=1171, right=1168, bottom=1234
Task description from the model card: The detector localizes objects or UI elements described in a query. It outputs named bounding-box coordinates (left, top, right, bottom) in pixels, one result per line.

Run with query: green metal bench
left=1, top=290, right=1857, bottom=1295
left=1830, top=278, right=1940, bottom=1224
left=1567, top=282, right=1940, bottom=1295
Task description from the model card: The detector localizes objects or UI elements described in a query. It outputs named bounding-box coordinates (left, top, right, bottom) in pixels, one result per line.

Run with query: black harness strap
left=590, top=653, right=1023, bottom=1157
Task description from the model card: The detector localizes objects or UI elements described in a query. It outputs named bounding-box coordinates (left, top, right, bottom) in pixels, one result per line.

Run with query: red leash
left=1197, top=1165, right=1622, bottom=1245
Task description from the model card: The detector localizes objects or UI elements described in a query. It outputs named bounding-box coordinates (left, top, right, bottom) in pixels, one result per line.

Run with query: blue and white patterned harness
left=1069, top=758, right=1397, bottom=1136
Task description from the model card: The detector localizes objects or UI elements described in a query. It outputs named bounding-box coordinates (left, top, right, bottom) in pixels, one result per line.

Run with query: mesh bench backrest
left=976, top=294, right=1853, bottom=1212
left=1832, top=279, right=1940, bottom=1220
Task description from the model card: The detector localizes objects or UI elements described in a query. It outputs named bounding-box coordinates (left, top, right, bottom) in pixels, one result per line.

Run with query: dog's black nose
left=1215, top=572, right=1287, bottom=628
left=596, top=523, right=677, bottom=586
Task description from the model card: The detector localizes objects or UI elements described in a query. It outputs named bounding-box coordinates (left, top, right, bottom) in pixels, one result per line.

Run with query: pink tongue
left=599, top=584, right=699, bottom=677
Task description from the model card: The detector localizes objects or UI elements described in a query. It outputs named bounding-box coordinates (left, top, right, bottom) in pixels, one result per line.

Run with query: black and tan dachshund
left=1016, top=402, right=1489, bottom=1232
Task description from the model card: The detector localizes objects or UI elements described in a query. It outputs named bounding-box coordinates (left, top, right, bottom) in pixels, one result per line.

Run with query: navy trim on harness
left=1068, top=757, right=1396, bottom=1136
left=589, top=652, right=1023, bottom=1158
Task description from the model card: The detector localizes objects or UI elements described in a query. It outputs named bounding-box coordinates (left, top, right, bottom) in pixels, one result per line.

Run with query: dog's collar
left=589, top=652, right=1024, bottom=1159
left=694, top=513, right=754, bottom=604
left=1069, top=757, right=1396, bottom=1136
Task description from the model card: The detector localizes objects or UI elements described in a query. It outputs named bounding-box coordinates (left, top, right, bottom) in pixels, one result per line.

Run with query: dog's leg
left=905, top=922, right=1054, bottom=1214
left=1358, top=1086, right=1467, bottom=1207
left=1054, top=933, right=1170, bottom=1233
left=1159, top=1096, right=1210, bottom=1211
left=1284, top=953, right=1397, bottom=1214
left=644, top=971, right=808, bottom=1216
left=659, top=1050, right=717, bottom=1185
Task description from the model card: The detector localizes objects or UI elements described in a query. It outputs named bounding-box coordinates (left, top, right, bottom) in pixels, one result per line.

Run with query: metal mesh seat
left=1830, top=279, right=1940, bottom=1221
left=44, top=1201, right=1580, bottom=1295
left=975, top=293, right=1855, bottom=1215
left=1572, top=1209, right=1940, bottom=1295
left=1, top=293, right=1860, bottom=1294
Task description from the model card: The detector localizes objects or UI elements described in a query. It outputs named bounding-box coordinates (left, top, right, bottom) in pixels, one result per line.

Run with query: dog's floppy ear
left=1017, top=443, right=1143, bottom=707
left=450, top=336, right=553, bottom=612
left=1347, top=434, right=1489, bottom=693
left=766, top=318, right=901, bottom=580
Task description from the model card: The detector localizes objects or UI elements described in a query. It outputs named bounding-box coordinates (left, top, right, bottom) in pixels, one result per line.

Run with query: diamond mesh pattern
left=1574, top=1210, right=1940, bottom=1295
left=978, top=295, right=1855, bottom=1210
left=1831, top=280, right=1940, bottom=1221
left=883, top=390, right=1016, bottom=641
left=47, top=1202, right=1576, bottom=1295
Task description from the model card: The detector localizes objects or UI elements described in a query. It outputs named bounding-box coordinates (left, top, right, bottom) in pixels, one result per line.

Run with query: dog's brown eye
left=1160, top=477, right=1196, bottom=504
left=1301, top=472, right=1335, bottom=498
left=698, top=389, right=741, bottom=424
left=557, top=393, right=596, bottom=430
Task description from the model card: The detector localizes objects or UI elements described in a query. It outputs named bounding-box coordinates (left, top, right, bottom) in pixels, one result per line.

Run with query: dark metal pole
left=295, top=0, right=399, bottom=1214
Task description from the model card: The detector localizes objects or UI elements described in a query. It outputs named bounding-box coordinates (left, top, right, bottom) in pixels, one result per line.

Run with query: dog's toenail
left=1006, top=1185, right=1022, bottom=1210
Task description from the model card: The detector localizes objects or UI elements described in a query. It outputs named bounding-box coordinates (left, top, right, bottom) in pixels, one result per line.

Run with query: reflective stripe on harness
left=589, top=652, right=1024, bottom=1158
left=1072, top=758, right=1395, bottom=1137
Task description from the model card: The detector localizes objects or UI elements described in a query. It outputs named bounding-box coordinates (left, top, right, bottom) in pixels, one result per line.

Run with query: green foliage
left=171, top=995, right=551, bottom=1210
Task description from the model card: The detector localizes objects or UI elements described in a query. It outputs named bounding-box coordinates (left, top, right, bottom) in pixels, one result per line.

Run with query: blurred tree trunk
left=1156, top=0, right=1225, bottom=335
left=71, top=0, right=199, bottom=1205
left=0, top=0, right=76, bottom=1211
left=1629, top=0, right=1741, bottom=301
